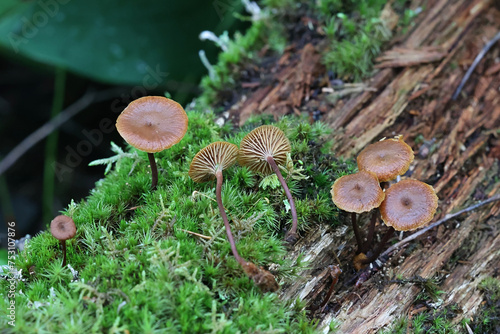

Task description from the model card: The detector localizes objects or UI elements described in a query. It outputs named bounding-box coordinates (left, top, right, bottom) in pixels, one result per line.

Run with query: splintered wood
left=324, top=0, right=499, bottom=332
left=374, top=46, right=447, bottom=68
left=228, top=0, right=499, bottom=332
left=232, top=43, right=324, bottom=125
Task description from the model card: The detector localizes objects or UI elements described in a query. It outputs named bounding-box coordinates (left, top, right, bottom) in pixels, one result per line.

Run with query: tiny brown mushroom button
left=357, top=136, right=414, bottom=183
left=116, top=96, right=188, bottom=190
left=50, top=215, right=76, bottom=267
left=380, top=179, right=438, bottom=231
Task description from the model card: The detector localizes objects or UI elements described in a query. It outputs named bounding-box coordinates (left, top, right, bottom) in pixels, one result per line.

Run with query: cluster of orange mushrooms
left=48, top=96, right=439, bottom=293
left=331, top=136, right=438, bottom=270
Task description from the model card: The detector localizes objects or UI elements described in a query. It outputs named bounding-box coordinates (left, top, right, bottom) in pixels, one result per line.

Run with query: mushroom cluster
left=114, top=98, right=292, bottom=292
left=331, top=136, right=438, bottom=268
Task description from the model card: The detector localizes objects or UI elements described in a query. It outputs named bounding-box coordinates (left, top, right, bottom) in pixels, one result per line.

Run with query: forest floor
left=217, top=0, right=500, bottom=332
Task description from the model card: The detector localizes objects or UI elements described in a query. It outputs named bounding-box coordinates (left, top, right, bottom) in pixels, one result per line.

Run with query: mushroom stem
left=351, top=212, right=364, bottom=253
left=361, top=210, right=379, bottom=254
left=61, top=240, right=67, bottom=267
left=216, top=169, right=245, bottom=265
left=319, top=265, right=342, bottom=312
left=361, top=227, right=395, bottom=264
left=148, top=153, right=158, bottom=190
left=266, top=156, right=298, bottom=244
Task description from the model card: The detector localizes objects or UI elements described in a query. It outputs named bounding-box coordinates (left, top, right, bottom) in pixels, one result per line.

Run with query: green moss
left=320, top=0, right=392, bottom=81
left=197, top=0, right=418, bottom=107
left=1, top=110, right=356, bottom=333
left=383, top=306, right=460, bottom=334
left=471, top=277, right=500, bottom=333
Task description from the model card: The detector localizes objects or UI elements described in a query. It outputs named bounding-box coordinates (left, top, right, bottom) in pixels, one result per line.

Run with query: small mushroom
left=380, top=179, right=438, bottom=231
left=189, top=141, right=279, bottom=292
left=50, top=215, right=76, bottom=267
left=116, top=96, right=188, bottom=190
left=357, top=136, right=414, bottom=183
left=330, top=170, right=385, bottom=253
left=359, top=179, right=438, bottom=266
left=238, top=125, right=298, bottom=244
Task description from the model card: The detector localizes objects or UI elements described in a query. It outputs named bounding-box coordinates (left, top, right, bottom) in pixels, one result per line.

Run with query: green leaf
left=0, top=0, right=243, bottom=88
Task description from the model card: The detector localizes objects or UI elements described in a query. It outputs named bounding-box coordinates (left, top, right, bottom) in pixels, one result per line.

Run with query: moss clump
left=382, top=305, right=460, bottom=334
left=198, top=0, right=416, bottom=108
left=1, top=108, right=355, bottom=333
left=320, top=0, right=393, bottom=81
left=472, top=277, right=500, bottom=333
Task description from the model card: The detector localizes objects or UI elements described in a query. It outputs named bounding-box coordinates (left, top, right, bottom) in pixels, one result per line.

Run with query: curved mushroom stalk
left=189, top=141, right=279, bottom=292
left=239, top=125, right=298, bottom=245
left=148, top=153, right=158, bottom=190
left=265, top=155, right=298, bottom=244
left=215, top=169, right=244, bottom=266
left=318, top=265, right=342, bottom=311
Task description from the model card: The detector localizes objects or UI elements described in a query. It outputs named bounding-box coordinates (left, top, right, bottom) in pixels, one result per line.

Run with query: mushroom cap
left=116, top=96, right=188, bottom=153
left=357, top=136, right=414, bottom=182
left=50, top=215, right=76, bottom=241
left=189, top=141, right=239, bottom=183
left=380, top=179, right=438, bottom=231
left=331, top=170, right=385, bottom=213
left=238, top=125, right=291, bottom=175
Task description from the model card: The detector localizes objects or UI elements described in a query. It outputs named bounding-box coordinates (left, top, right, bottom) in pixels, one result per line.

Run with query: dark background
left=0, top=0, right=247, bottom=255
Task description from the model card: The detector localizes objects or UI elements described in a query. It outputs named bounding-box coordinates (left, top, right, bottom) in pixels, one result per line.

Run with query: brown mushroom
left=331, top=170, right=385, bottom=253
left=360, top=179, right=438, bottom=266
left=380, top=179, right=438, bottom=231
left=331, top=170, right=385, bottom=213
left=238, top=125, right=298, bottom=244
left=357, top=136, right=414, bottom=183
left=189, top=141, right=279, bottom=292
left=116, top=96, right=188, bottom=190
left=50, top=215, right=76, bottom=267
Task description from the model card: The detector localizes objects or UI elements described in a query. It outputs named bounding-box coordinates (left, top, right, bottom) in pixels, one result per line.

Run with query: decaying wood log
left=306, top=0, right=499, bottom=331
left=226, top=0, right=500, bottom=331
